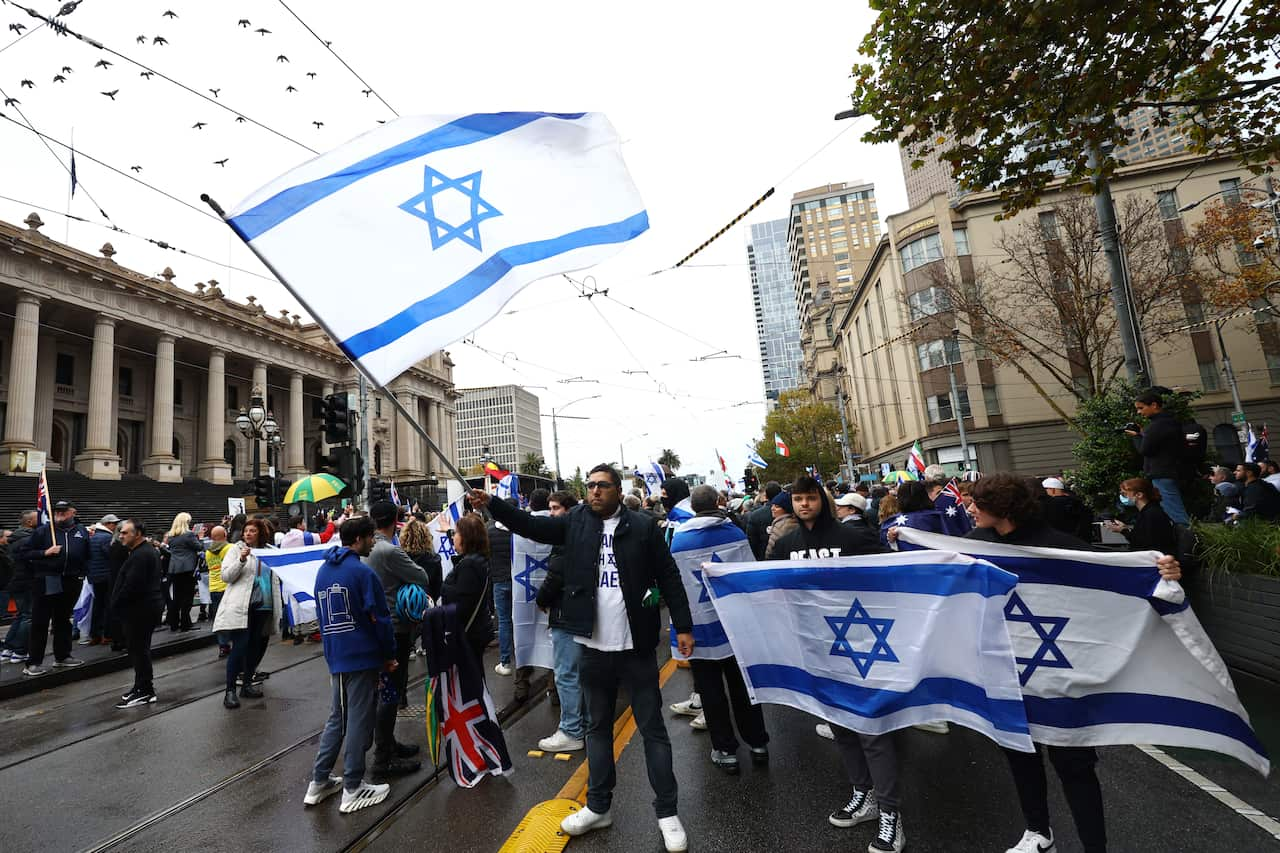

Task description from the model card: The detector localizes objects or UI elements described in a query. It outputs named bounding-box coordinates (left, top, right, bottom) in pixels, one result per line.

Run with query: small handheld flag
left=37, top=469, right=52, bottom=526
left=774, top=433, right=790, bottom=457
left=907, top=440, right=926, bottom=478
left=746, top=446, right=768, bottom=469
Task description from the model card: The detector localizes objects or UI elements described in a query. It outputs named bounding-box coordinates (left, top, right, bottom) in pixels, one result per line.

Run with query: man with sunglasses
left=471, top=464, right=694, bottom=853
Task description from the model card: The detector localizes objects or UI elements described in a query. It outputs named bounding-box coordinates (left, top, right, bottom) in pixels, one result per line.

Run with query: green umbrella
left=284, top=472, right=347, bottom=504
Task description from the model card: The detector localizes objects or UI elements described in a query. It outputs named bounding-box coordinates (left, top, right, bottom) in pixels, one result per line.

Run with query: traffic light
left=743, top=467, right=759, bottom=493
left=274, top=477, right=293, bottom=506
left=253, top=476, right=273, bottom=507
left=322, top=393, right=350, bottom=445
left=330, top=447, right=364, bottom=498
left=368, top=478, right=390, bottom=503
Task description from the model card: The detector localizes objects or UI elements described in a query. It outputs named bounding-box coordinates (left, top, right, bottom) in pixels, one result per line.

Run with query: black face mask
left=57, top=516, right=75, bottom=529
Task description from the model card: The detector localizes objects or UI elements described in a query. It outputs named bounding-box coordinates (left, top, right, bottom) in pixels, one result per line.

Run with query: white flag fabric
left=73, top=580, right=93, bottom=637
left=228, top=112, right=648, bottom=386
left=704, top=551, right=1033, bottom=752
left=496, top=472, right=519, bottom=502
left=636, top=462, right=664, bottom=498
left=899, top=529, right=1270, bottom=775
left=511, top=510, right=555, bottom=670
left=430, top=496, right=467, bottom=577
left=254, top=544, right=329, bottom=626
left=668, top=515, right=753, bottom=660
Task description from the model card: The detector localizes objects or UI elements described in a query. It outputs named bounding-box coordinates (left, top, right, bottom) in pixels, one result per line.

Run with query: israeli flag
left=704, top=551, right=1033, bottom=752
left=254, top=544, right=329, bottom=626
left=636, top=462, right=664, bottom=498
left=73, top=580, right=94, bottom=638
left=431, top=497, right=466, bottom=576
left=511, top=511, right=555, bottom=670
left=666, top=496, right=694, bottom=528
left=746, top=448, right=768, bottom=469
left=228, top=112, right=648, bottom=386
left=899, top=529, right=1269, bottom=775
left=669, top=516, right=753, bottom=660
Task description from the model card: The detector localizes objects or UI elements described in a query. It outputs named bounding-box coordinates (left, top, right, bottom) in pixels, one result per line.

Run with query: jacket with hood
left=745, top=501, right=773, bottom=560
left=442, top=551, right=493, bottom=651
left=770, top=488, right=886, bottom=561
left=1136, top=410, right=1185, bottom=480
left=488, top=496, right=692, bottom=649
left=86, top=526, right=114, bottom=583
left=7, top=526, right=34, bottom=594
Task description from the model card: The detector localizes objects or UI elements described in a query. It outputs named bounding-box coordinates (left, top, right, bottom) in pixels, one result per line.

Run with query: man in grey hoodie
left=365, top=501, right=437, bottom=781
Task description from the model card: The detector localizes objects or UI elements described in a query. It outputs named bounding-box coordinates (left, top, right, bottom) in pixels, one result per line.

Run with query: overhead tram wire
left=1, top=0, right=317, bottom=154
left=0, top=17, right=43, bottom=55
left=275, top=0, right=399, bottom=118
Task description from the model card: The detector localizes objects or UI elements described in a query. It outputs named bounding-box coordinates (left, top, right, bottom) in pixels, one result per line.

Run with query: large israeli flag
left=228, top=112, right=648, bottom=386
left=511, top=511, right=555, bottom=670
left=669, top=515, right=754, bottom=660
left=704, top=551, right=1034, bottom=752
left=899, top=529, right=1270, bottom=775
left=254, top=543, right=329, bottom=625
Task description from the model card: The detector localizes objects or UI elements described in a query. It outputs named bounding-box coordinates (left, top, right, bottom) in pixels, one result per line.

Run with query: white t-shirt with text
left=576, top=510, right=634, bottom=652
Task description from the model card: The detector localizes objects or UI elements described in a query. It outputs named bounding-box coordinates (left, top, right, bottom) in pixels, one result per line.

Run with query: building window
left=118, top=367, right=133, bottom=398
left=223, top=439, right=237, bottom=476
left=1219, top=178, right=1242, bottom=206
left=1184, top=301, right=1205, bottom=325
left=311, top=397, right=324, bottom=419
left=982, top=385, right=1001, bottom=416
left=926, top=389, right=971, bottom=424
left=908, top=286, right=951, bottom=321
left=374, top=443, right=382, bottom=475
left=375, top=396, right=383, bottom=418
left=55, top=353, right=74, bottom=386
left=174, top=378, right=183, bottom=407
left=900, top=232, right=943, bottom=273
left=953, top=228, right=971, bottom=256
left=1156, top=190, right=1181, bottom=221
left=916, top=337, right=962, bottom=371
left=1237, top=243, right=1260, bottom=267
left=1267, top=350, right=1280, bottom=385
left=1198, top=360, right=1221, bottom=392
left=1038, top=211, right=1059, bottom=241
left=227, top=384, right=239, bottom=411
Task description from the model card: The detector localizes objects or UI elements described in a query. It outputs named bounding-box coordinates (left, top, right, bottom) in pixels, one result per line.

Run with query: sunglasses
left=585, top=481, right=615, bottom=491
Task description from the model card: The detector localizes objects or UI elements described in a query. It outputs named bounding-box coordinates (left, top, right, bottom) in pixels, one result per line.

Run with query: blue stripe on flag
left=1025, top=693, right=1267, bottom=760
left=747, top=663, right=1029, bottom=736
left=673, top=619, right=730, bottom=650
left=707, top=563, right=1015, bottom=599
left=229, top=112, right=585, bottom=240
left=340, top=211, right=649, bottom=360
left=256, top=549, right=328, bottom=568
left=671, top=524, right=750, bottom=553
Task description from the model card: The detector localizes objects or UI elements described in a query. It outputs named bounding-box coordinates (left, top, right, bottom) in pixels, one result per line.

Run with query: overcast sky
left=0, top=0, right=908, bottom=482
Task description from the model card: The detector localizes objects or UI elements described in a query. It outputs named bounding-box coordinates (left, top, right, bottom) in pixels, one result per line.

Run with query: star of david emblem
left=1004, top=592, right=1071, bottom=685
left=691, top=553, right=725, bottom=604
left=437, top=534, right=457, bottom=560
left=825, top=598, right=898, bottom=678
left=399, top=164, right=501, bottom=251
left=514, top=553, right=548, bottom=603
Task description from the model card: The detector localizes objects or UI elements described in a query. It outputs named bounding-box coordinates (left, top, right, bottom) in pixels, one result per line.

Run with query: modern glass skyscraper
left=748, top=218, right=803, bottom=402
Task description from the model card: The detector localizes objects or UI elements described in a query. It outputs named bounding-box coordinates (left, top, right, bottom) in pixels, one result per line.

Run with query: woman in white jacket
left=212, top=518, right=276, bottom=709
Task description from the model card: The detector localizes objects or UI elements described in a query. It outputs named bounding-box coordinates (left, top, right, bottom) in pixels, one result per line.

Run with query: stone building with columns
left=0, top=214, right=459, bottom=484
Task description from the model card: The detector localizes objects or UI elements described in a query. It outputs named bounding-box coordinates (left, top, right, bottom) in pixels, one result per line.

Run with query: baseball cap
left=1041, top=477, right=1065, bottom=490
left=53, top=500, right=74, bottom=511
left=99, top=513, right=121, bottom=524
left=834, top=493, right=868, bottom=511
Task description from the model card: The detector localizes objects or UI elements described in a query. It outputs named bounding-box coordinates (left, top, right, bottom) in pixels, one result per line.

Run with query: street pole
left=1215, top=317, right=1247, bottom=444
left=947, top=360, right=972, bottom=474
left=552, top=409, right=561, bottom=484
left=1088, top=143, right=1149, bottom=386
left=835, top=380, right=854, bottom=481
left=358, top=375, right=370, bottom=510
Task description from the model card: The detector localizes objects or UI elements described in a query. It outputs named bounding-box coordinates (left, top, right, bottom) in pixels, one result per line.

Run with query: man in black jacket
left=770, top=476, right=905, bottom=853
left=111, top=519, right=164, bottom=708
left=20, top=500, right=90, bottom=675
left=1234, top=463, right=1280, bottom=522
left=1125, top=389, right=1189, bottom=524
left=472, top=464, right=694, bottom=853
left=745, top=481, right=781, bottom=560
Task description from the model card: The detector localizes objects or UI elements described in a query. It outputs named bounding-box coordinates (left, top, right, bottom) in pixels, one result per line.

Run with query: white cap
left=1041, top=477, right=1065, bottom=490
left=834, top=492, right=868, bottom=510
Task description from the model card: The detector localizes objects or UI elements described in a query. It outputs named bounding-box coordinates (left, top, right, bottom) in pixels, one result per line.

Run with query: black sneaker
left=369, top=758, right=421, bottom=782
left=869, top=810, right=905, bottom=853
left=829, top=789, right=877, bottom=828
left=239, top=683, right=264, bottom=699
left=115, top=692, right=156, bottom=709
left=710, top=749, right=739, bottom=775
left=395, top=742, right=421, bottom=758
left=121, top=688, right=140, bottom=701
left=750, top=745, right=769, bottom=764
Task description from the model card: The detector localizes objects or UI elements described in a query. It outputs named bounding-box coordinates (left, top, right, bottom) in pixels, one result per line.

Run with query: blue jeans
left=313, top=668, right=379, bottom=790
left=2, top=591, right=29, bottom=654
left=1152, top=478, right=1189, bottom=525
left=492, top=581, right=513, bottom=665
left=552, top=627, right=585, bottom=739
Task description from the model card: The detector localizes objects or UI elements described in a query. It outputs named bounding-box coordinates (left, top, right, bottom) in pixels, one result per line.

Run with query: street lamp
left=236, top=386, right=281, bottom=486
left=551, top=394, right=601, bottom=483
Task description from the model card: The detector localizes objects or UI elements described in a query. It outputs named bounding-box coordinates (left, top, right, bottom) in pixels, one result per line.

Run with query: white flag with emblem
left=511, top=511, right=555, bottom=670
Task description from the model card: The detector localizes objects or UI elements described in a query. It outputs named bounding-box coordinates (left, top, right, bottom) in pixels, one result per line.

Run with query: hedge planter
left=1187, top=571, right=1280, bottom=686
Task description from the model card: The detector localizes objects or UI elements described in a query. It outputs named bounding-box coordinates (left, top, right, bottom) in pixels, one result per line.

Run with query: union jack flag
left=943, top=478, right=963, bottom=502
left=37, top=469, right=52, bottom=526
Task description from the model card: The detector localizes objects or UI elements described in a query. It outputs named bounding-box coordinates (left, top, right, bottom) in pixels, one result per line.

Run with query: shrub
left=1193, top=520, right=1280, bottom=579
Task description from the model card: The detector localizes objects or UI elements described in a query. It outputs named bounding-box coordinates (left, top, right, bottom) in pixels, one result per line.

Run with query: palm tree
left=657, top=448, right=681, bottom=471
left=519, top=452, right=548, bottom=475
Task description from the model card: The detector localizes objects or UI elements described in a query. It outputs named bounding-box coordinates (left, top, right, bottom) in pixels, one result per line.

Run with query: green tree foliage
left=852, top=1, right=1280, bottom=216
left=657, top=449, right=681, bottom=472
left=567, top=466, right=586, bottom=500
left=519, top=453, right=549, bottom=476
left=754, top=390, right=843, bottom=484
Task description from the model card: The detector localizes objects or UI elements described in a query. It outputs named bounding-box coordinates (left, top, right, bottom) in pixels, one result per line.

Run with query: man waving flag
left=227, top=112, right=648, bottom=386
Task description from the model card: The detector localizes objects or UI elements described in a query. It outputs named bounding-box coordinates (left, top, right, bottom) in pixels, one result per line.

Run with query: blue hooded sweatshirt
left=314, top=545, right=396, bottom=674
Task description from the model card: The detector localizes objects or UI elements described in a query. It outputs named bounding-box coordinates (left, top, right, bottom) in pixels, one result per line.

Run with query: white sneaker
left=816, top=722, right=834, bottom=740
left=912, top=720, right=950, bottom=734
left=689, top=712, right=707, bottom=731
left=669, top=693, right=701, bottom=716
left=494, top=662, right=513, bottom=676
left=339, top=781, right=390, bottom=814
left=869, top=810, right=905, bottom=852
left=658, top=815, right=688, bottom=853
left=561, top=806, right=612, bottom=836
left=1006, top=829, right=1056, bottom=853
left=539, top=730, right=585, bottom=752
left=304, top=776, right=343, bottom=806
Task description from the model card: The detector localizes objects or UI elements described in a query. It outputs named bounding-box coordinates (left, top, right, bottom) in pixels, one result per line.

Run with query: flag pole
left=199, top=193, right=472, bottom=489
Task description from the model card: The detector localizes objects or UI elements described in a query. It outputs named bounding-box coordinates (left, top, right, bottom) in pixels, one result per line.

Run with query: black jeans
left=689, top=657, right=768, bottom=753
left=580, top=646, right=678, bottom=818
left=27, top=576, right=83, bottom=666
left=167, top=573, right=196, bottom=630
left=1004, top=745, right=1105, bottom=852
left=373, top=632, right=413, bottom=766
left=89, top=579, right=111, bottom=640
left=225, top=609, right=269, bottom=690
left=124, top=608, right=159, bottom=694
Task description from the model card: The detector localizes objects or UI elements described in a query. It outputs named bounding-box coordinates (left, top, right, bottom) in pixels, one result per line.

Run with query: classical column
left=197, top=349, right=232, bottom=484
left=142, top=334, right=182, bottom=482
left=73, top=315, right=121, bottom=480
left=394, top=389, right=418, bottom=477
left=425, top=398, right=440, bottom=475
left=287, top=371, right=306, bottom=475
left=320, top=380, right=334, bottom=456
left=3, top=292, right=41, bottom=470
left=32, top=336, right=54, bottom=465
left=444, top=405, right=457, bottom=472
left=252, top=362, right=268, bottom=474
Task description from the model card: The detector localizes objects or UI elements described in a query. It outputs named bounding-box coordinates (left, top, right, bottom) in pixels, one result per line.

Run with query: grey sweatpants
left=833, top=725, right=901, bottom=812
left=313, top=668, right=379, bottom=790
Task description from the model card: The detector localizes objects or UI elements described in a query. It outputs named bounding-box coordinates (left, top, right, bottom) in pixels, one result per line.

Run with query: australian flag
left=420, top=603, right=512, bottom=788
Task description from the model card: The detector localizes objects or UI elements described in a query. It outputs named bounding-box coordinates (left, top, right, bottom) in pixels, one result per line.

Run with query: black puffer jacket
left=1137, top=411, right=1185, bottom=480
left=486, top=521, right=513, bottom=584
left=6, top=527, right=33, bottom=594
left=770, top=489, right=885, bottom=560
left=745, top=502, right=773, bottom=560
left=442, top=552, right=493, bottom=650
left=488, top=497, right=691, bottom=649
